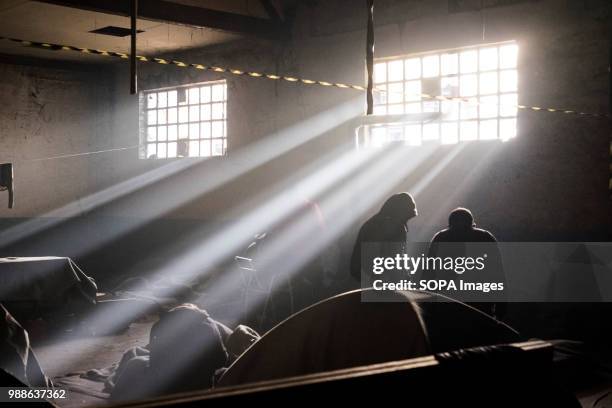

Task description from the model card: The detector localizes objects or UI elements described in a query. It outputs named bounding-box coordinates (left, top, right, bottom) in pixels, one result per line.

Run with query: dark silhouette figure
left=428, top=207, right=505, bottom=319
left=430, top=208, right=496, bottom=243
left=350, top=193, right=418, bottom=282
left=110, top=304, right=228, bottom=401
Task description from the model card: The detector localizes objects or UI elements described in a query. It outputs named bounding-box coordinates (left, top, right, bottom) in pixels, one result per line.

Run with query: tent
left=219, top=289, right=521, bottom=386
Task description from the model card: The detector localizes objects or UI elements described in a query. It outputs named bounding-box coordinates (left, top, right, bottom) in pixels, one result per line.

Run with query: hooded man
left=350, top=193, right=418, bottom=282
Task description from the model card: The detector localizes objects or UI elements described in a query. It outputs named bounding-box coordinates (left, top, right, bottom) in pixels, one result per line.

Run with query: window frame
left=369, top=41, right=519, bottom=147
left=139, top=80, right=228, bottom=159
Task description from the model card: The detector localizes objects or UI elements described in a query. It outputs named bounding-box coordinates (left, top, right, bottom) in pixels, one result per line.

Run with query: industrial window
left=370, top=41, right=518, bottom=146
left=140, top=80, right=227, bottom=159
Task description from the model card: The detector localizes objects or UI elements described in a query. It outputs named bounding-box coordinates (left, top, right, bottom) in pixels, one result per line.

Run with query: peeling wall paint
left=0, top=63, right=113, bottom=217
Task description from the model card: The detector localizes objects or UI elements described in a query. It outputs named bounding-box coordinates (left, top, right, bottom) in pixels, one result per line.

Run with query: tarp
left=0, top=303, right=52, bottom=387
left=0, top=256, right=97, bottom=306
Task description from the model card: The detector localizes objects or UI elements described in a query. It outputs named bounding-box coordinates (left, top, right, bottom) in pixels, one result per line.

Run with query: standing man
left=429, top=207, right=496, bottom=243
left=350, top=193, right=418, bottom=283
left=427, top=207, right=505, bottom=319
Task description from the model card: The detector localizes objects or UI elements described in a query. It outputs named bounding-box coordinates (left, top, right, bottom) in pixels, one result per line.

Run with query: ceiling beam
left=35, top=0, right=282, bottom=39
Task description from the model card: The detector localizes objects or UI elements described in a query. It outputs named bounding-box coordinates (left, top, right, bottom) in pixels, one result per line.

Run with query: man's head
left=448, top=207, right=474, bottom=229
left=380, top=193, right=417, bottom=224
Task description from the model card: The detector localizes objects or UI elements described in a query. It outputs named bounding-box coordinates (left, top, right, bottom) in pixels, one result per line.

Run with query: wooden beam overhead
left=35, top=0, right=282, bottom=39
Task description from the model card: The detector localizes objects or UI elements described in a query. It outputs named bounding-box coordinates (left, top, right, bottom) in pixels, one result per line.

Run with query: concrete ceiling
left=0, top=0, right=284, bottom=63
left=168, top=0, right=270, bottom=18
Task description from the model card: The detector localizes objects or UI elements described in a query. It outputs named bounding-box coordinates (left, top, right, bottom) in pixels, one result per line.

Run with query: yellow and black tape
left=411, top=92, right=608, bottom=118
left=2, top=35, right=610, bottom=119
left=2, top=36, right=367, bottom=91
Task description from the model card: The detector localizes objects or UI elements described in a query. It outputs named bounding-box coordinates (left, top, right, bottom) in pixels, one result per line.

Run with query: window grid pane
left=370, top=42, right=518, bottom=147
left=142, top=80, right=227, bottom=159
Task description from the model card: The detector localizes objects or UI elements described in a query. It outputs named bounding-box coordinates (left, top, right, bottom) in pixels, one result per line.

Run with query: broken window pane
left=147, top=93, right=157, bottom=109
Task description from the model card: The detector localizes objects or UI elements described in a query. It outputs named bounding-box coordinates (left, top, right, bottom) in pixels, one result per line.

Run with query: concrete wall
left=286, top=0, right=611, bottom=242
left=0, top=61, right=112, bottom=217
left=104, top=0, right=611, bottom=240
left=0, top=0, right=610, bottom=288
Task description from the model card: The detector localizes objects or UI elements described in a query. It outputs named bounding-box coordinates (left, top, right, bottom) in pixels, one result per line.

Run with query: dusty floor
left=27, top=313, right=612, bottom=408
left=33, top=320, right=154, bottom=407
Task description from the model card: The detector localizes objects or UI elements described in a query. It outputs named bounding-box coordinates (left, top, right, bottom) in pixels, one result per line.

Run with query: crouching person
left=111, top=304, right=228, bottom=401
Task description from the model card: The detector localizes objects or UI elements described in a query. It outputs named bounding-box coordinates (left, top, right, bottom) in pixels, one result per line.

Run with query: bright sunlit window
left=140, top=80, right=227, bottom=159
left=370, top=42, right=518, bottom=146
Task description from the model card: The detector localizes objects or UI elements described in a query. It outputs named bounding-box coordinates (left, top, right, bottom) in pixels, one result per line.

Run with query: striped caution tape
left=2, top=36, right=610, bottom=119
left=0, top=37, right=368, bottom=92
left=375, top=90, right=610, bottom=119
